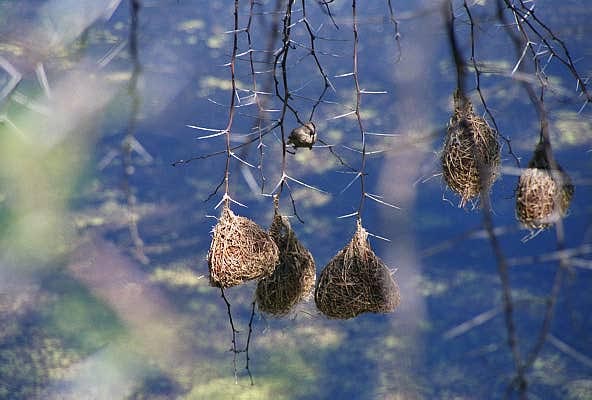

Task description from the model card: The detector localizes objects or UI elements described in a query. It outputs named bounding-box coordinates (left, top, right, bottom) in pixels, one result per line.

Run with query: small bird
left=287, top=122, right=316, bottom=150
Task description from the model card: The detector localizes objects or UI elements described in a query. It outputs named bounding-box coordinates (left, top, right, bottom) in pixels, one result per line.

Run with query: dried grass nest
left=255, top=212, right=316, bottom=316
left=208, top=205, right=279, bottom=288
left=516, top=145, right=574, bottom=230
left=442, top=90, right=501, bottom=207
left=315, top=221, right=400, bottom=319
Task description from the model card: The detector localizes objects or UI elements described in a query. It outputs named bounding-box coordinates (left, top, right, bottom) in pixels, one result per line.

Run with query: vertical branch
left=243, top=0, right=283, bottom=193
left=463, top=1, right=519, bottom=167
left=501, top=4, right=571, bottom=378
left=123, top=0, right=149, bottom=264
left=220, top=288, right=240, bottom=383
left=272, top=0, right=296, bottom=201
left=445, top=2, right=525, bottom=396
left=245, top=0, right=266, bottom=190
left=244, top=300, right=256, bottom=385
left=352, top=0, right=367, bottom=221
left=301, top=0, right=333, bottom=122
left=222, top=0, right=241, bottom=204
left=386, top=0, right=402, bottom=62
left=445, top=2, right=465, bottom=96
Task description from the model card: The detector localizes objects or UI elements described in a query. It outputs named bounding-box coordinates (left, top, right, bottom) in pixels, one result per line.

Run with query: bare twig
left=220, top=288, right=240, bottom=383
left=244, top=300, right=256, bottom=385
left=386, top=0, right=402, bottom=62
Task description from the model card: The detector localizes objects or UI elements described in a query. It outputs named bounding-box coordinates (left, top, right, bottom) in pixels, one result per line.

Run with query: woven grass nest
left=516, top=144, right=574, bottom=230
left=255, top=211, right=316, bottom=316
left=207, top=205, right=279, bottom=288
left=315, top=221, right=400, bottom=319
left=442, top=90, right=501, bottom=207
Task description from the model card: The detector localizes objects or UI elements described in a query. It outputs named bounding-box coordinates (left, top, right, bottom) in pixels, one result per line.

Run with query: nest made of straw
left=255, top=213, right=316, bottom=316
left=442, top=91, right=501, bottom=207
left=315, top=222, right=400, bottom=319
left=208, top=205, right=279, bottom=288
left=516, top=145, right=574, bottom=230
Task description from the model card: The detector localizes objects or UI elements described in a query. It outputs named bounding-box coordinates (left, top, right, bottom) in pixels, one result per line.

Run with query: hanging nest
left=255, top=211, right=316, bottom=316
left=315, top=221, right=400, bottom=319
left=207, top=205, right=279, bottom=288
left=441, top=90, right=501, bottom=207
left=516, top=143, right=574, bottom=230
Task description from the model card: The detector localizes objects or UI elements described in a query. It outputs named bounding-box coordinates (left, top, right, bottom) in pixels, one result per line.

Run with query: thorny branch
left=242, top=0, right=283, bottom=192
left=503, top=0, right=592, bottom=112
left=495, top=5, right=572, bottom=395
left=446, top=2, right=525, bottom=397
left=218, top=0, right=256, bottom=385
left=351, top=0, right=367, bottom=220
left=462, top=1, right=520, bottom=167
left=222, top=0, right=241, bottom=204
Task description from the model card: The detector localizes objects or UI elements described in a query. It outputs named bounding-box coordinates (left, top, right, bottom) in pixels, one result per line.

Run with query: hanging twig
left=220, top=288, right=240, bottom=383
left=386, top=0, right=402, bottom=62
left=244, top=300, right=256, bottom=385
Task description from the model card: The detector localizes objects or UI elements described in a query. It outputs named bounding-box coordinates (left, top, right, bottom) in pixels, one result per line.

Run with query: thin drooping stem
left=220, top=288, right=240, bottom=382
left=244, top=300, right=256, bottom=385
left=243, top=0, right=282, bottom=192
left=277, top=0, right=296, bottom=199
left=352, top=0, right=366, bottom=220
left=222, top=0, right=241, bottom=204
left=301, top=0, right=333, bottom=122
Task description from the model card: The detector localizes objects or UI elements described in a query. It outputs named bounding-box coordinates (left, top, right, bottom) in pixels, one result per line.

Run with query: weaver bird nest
left=255, top=211, right=316, bottom=316
left=315, top=221, right=400, bottom=319
left=516, top=144, right=574, bottom=230
left=208, top=205, right=279, bottom=288
left=442, top=91, right=501, bottom=207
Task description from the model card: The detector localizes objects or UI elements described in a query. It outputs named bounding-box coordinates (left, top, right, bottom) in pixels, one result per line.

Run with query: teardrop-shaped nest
left=208, top=205, right=279, bottom=288
left=441, top=90, right=501, bottom=207
left=255, top=212, right=316, bottom=316
left=315, top=221, right=400, bottom=319
left=516, top=145, right=574, bottom=230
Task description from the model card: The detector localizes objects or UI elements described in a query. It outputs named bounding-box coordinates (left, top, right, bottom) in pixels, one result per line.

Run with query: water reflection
left=0, top=0, right=591, bottom=399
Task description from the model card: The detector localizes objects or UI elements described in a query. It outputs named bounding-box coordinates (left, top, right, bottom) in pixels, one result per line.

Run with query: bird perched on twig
left=287, top=122, right=316, bottom=150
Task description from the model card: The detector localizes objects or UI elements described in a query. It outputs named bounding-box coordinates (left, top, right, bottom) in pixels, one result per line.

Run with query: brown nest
left=516, top=144, right=574, bottom=230
left=207, top=205, right=279, bottom=288
left=315, top=221, right=400, bottom=319
left=441, top=90, right=501, bottom=207
left=255, top=211, right=316, bottom=316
